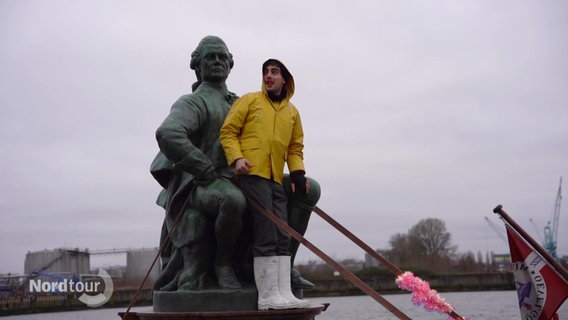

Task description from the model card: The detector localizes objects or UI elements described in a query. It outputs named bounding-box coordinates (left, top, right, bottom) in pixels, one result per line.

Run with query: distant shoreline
left=1, top=272, right=513, bottom=316
left=305, top=272, right=514, bottom=297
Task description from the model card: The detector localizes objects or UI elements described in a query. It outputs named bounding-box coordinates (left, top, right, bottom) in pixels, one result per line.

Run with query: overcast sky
left=1, top=0, right=567, bottom=275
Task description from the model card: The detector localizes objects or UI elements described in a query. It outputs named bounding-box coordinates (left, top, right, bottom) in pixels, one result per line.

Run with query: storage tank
left=24, top=248, right=90, bottom=275
left=125, top=248, right=159, bottom=286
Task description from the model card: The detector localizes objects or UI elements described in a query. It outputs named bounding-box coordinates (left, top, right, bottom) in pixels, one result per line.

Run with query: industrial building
left=2, top=247, right=159, bottom=297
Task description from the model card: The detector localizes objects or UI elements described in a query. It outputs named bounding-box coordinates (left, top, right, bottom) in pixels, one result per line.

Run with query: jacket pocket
left=240, top=138, right=262, bottom=151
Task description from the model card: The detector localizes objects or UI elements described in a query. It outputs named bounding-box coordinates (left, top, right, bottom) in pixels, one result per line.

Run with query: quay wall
left=305, top=272, right=515, bottom=297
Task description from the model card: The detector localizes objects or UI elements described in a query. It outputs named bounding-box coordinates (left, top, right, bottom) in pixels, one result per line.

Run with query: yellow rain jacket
left=220, top=61, right=305, bottom=185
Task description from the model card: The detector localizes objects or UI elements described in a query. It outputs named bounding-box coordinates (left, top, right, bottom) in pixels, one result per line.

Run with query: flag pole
left=493, top=204, right=568, bottom=281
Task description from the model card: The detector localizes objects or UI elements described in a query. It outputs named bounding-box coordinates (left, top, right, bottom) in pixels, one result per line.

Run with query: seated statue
left=150, top=35, right=245, bottom=291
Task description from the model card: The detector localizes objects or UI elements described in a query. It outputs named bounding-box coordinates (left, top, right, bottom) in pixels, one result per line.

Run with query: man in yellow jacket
left=220, top=59, right=310, bottom=310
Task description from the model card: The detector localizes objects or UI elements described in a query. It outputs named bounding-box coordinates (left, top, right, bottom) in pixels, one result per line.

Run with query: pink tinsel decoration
left=395, top=271, right=467, bottom=320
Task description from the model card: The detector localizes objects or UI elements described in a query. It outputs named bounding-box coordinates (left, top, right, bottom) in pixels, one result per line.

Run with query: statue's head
left=190, top=36, right=234, bottom=90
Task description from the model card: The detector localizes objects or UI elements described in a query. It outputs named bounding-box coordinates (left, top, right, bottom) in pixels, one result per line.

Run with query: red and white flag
left=506, top=224, right=568, bottom=320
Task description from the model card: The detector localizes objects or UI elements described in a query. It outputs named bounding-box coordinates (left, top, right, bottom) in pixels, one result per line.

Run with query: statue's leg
left=211, top=180, right=246, bottom=289
left=178, top=243, right=213, bottom=290
left=172, top=207, right=214, bottom=290
left=283, top=175, right=321, bottom=289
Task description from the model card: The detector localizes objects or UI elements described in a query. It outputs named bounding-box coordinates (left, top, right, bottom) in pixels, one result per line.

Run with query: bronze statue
left=150, top=35, right=246, bottom=291
left=149, top=36, right=319, bottom=311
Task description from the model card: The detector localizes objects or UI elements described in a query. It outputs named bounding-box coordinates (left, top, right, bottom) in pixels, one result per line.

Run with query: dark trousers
left=238, top=175, right=290, bottom=257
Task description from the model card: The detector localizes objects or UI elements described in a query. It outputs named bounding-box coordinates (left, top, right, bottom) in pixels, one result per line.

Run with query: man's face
left=199, top=44, right=231, bottom=83
left=264, top=64, right=286, bottom=96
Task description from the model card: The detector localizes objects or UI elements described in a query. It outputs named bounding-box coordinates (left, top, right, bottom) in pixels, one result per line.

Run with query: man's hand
left=290, top=171, right=310, bottom=194
left=235, top=158, right=252, bottom=174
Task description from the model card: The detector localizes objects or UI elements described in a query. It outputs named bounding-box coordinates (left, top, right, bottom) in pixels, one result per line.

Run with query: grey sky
left=1, top=0, right=567, bottom=274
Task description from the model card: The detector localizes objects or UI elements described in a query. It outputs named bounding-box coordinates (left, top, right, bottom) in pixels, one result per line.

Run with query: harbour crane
left=543, top=177, right=562, bottom=259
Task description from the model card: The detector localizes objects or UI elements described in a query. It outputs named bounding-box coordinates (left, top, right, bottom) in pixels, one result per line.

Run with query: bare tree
left=408, top=218, right=456, bottom=259
left=387, top=233, right=412, bottom=266
left=387, top=218, right=457, bottom=272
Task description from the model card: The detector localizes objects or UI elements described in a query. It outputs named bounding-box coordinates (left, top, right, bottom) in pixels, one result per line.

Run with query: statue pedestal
left=153, top=288, right=258, bottom=312
left=119, top=304, right=328, bottom=320
left=119, top=289, right=328, bottom=320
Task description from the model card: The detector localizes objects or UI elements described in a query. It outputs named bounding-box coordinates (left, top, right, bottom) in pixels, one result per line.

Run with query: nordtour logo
left=29, top=269, right=114, bottom=307
left=513, top=252, right=547, bottom=320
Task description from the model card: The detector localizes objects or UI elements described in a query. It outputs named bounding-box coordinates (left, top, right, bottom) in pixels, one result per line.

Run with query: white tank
left=24, top=248, right=90, bottom=275
left=125, top=248, right=159, bottom=286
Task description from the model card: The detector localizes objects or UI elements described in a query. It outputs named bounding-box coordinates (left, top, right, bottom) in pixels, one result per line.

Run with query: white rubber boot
left=277, top=255, right=311, bottom=308
left=254, top=256, right=289, bottom=310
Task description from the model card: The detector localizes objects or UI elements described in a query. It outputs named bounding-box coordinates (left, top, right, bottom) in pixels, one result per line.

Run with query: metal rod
left=493, top=204, right=568, bottom=281
left=247, top=196, right=412, bottom=320
left=314, top=206, right=464, bottom=320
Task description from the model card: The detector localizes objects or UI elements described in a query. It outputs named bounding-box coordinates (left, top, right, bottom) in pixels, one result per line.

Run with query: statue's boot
left=159, top=273, right=180, bottom=291
left=177, top=268, right=198, bottom=290
left=291, top=267, right=315, bottom=289
left=215, top=264, right=242, bottom=289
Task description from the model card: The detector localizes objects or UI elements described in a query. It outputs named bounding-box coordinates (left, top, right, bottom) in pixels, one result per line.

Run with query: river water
left=2, top=291, right=567, bottom=320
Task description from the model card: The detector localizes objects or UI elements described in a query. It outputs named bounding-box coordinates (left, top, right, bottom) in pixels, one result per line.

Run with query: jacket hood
left=261, top=59, right=295, bottom=101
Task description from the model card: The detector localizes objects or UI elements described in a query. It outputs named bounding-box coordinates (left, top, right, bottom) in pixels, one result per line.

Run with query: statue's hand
left=290, top=171, right=309, bottom=194
left=195, top=169, right=217, bottom=186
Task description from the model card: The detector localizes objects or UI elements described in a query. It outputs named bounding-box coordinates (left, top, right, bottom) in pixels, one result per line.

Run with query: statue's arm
left=156, top=97, right=214, bottom=178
